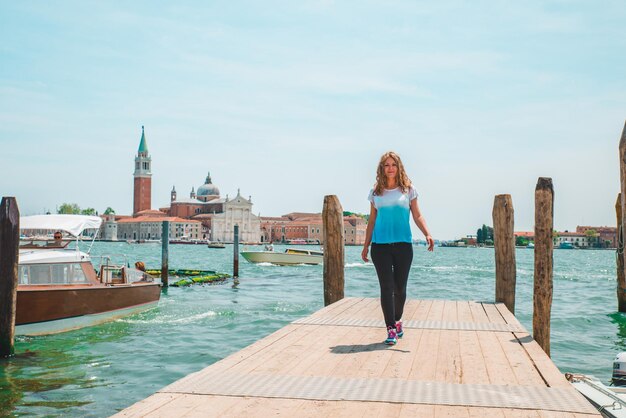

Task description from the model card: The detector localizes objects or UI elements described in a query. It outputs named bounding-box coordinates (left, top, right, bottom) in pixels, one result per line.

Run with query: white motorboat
left=568, top=352, right=626, bottom=417
left=240, top=248, right=323, bottom=265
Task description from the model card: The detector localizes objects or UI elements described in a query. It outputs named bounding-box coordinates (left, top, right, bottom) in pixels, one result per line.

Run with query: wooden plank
left=456, top=300, right=473, bottom=323
left=281, top=324, right=354, bottom=377
left=436, top=329, right=462, bottom=383
left=482, top=302, right=507, bottom=324
left=219, top=324, right=321, bottom=374
left=504, top=409, right=541, bottom=418
left=397, top=403, right=435, bottom=418
left=512, top=331, right=570, bottom=388
left=459, top=330, right=489, bottom=384
left=408, top=329, right=441, bottom=381
left=174, top=395, right=248, bottom=417
left=478, top=329, right=516, bottom=385
left=426, top=299, right=446, bottom=321
left=434, top=405, right=471, bottom=417
left=494, top=330, right=545, bottom=386
left=409, top=299, right=434, bottom=322
left=308, top=296, right=363, bottom=319
left=468, top=301, right=490, bottom=322
left=113, top=393, right=182, bottom=417
left=469, top=407, right=506, bottom=418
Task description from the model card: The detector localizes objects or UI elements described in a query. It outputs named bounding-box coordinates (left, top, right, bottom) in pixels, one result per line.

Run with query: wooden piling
left=322, top=195, right=344, bottom=306
left=492, top=194, right=516, bottom=315
left=0, top=197, right=19, bottom=357
left=233, top=224, right=239, bottom=278
left=617, top=193, right=626, bottom=312
left=161, top=221, right=169, bottom=287
left=619, top=120, right=626, bottom=311
left=533, top=177, right=554, bottom=356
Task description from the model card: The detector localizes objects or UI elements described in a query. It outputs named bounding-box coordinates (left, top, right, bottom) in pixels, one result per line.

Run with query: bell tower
left=133, top=126, right=152, bottom=216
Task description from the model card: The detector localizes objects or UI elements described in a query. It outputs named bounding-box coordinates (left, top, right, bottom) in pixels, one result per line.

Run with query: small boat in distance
left=240, top=248, right=323, bottom=265
left=17, top=215, right=161, bottom=336
left=207, top=242, right=226, bottom=249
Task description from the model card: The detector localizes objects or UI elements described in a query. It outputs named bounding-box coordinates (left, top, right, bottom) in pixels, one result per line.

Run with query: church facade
left=209, top=190, right=261, bottom=243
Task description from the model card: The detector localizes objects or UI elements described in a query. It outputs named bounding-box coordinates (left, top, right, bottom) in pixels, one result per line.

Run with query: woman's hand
left=361, top=246, right=369, bottom=262
left=426, top=235, right=435, bottom=252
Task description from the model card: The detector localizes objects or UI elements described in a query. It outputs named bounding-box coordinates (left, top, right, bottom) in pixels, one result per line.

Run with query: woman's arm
left=410, top=198, right=434, bottom=251
left=361, top=203, right=377, bottom=262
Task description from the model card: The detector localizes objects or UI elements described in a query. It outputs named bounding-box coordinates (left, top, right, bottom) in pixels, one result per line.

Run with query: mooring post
left=0, top=197, right=19, bottom=357
left=619, top=120, right=626, bottom=311
left=322, top=195, right=344, bottom=306
left=534, top=177, right=554, bottom=356
left=617, top=193, right=626, bottom=312
left=161, top=221, right=169, bottom=287
left=233, top=224, right=239, bottom=278
left=492, top=194, right=516, bottom=315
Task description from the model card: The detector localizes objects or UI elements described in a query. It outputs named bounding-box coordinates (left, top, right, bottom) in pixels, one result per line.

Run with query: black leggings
left=371, top=242, right=413, bottom=328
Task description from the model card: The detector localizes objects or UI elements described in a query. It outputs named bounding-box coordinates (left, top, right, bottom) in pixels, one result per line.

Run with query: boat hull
left=16, top=283, right=161, bottom=336
left=241, top=251, right=322, bottom=265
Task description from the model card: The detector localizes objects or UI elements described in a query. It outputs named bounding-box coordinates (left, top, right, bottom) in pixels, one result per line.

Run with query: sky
left=1, top=1, right=625, bottom=240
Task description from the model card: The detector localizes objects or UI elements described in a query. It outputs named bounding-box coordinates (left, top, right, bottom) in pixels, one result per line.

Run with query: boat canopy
left=20, top=215, right=102, bottom=237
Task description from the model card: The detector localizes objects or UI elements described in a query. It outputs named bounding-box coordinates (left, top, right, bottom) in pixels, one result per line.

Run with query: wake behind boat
left=17, top=214, right=161, bottom=336
left=240, top=247, right=323, bottom=265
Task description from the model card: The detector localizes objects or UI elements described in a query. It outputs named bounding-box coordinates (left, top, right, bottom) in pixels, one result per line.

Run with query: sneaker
left=385, top=327, right=397, bottom=345
left=395, top=321, right=404, bottom=338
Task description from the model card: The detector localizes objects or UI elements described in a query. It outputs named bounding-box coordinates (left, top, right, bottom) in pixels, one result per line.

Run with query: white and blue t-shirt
left=368, top=186, right=418, bottom=244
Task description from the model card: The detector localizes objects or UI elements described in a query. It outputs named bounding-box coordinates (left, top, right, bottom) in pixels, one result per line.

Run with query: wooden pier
left=114, top=297, right=599, bottom=417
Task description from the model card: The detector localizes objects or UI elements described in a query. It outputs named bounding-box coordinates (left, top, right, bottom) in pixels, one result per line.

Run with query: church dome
left=197, top=172, right=220, bottom=196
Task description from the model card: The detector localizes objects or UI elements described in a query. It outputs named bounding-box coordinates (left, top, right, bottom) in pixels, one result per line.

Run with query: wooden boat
left=16, top=215, right=161, bottom=336
left=240, top=248, right=323, bottom=265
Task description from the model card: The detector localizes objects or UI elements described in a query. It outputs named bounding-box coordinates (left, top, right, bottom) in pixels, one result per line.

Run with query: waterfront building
left=101, top=214, right=118, bottom=241
left=514, top=231, right=534, bottom=240
left=259, top=213, right=366, bottom=245
left=576, top=225, right=617, bottom=248
left=133, top=126, right=152, bottom=216
left=556, top=231, right=594, bottom=248
left=344, top=215, right=367, bottom=245
left=117, top=216, right=201, bottom=241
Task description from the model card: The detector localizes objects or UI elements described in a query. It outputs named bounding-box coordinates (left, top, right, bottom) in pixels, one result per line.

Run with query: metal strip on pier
left=162, top=371, right=597, bottom=414
left=292, top=317, right=525, bottom=333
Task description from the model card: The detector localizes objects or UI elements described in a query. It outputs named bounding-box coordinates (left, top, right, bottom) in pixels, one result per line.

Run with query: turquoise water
left=0, top=243, right=623, bottom=417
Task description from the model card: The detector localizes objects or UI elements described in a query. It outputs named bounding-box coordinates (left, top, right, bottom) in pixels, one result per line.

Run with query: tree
left=516, top=236, right=529, bottom=246
left=103, top=207, right=116, bottom=215
left=477, top=228, right=484, bottom=244
left=57, top=203, right=81, bottom=214
left=81, top=208, right=97, bottom=216
left=584, top=229, right=599, bottom=248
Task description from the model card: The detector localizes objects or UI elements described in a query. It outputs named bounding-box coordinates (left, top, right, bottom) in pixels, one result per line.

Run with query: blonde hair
left=135, top=261, right=146, bottom=272
left=373, top=151, right=411, bottom=196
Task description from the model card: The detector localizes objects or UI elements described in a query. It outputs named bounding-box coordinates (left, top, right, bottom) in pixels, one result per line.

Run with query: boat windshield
left=19, top=263, right=90, bottom=285
left=20, top=238, right=71, bottom=249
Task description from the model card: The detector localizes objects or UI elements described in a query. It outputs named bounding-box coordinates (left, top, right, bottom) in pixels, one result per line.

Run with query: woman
left=361, top=151, right=434, bottom=345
